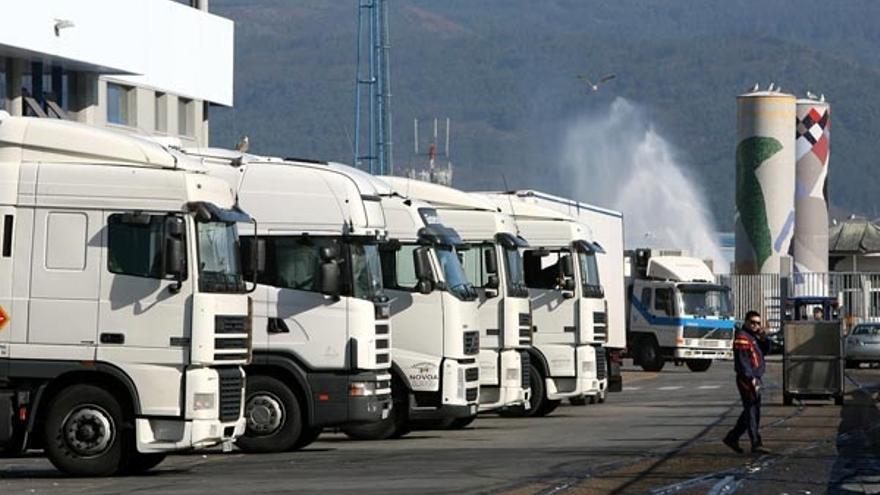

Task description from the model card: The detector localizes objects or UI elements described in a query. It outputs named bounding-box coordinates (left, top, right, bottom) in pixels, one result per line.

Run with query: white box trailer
left=0, top=114, right=251, bottom=476
left=183, top=149, right=394, bottom=451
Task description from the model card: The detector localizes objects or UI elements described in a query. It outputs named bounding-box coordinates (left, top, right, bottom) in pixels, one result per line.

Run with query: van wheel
left=43, top=384, right=127, bottom=476
left=638, top=339, right=665, bottom=372
left=122, top=453, right=167, bottom=475
left=237, top=375, right=303, bottom=453
left=686, top=359, right=712, bottom=372
left=343, top=377, right=408, bottom=440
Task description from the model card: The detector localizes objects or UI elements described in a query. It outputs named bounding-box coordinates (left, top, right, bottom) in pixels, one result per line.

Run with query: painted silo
left=793, top=98, right=830, bottom=288
left=735, top=91, right=797, bottom=274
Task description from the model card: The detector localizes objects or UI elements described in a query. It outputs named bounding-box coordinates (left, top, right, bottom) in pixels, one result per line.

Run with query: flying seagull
left=806, top=90, right=819, bottom=100
left=768, top=82, right=775, bottom=92
left=576, top=73, right=616, bottom=92
left=750, top=83, right=760, bottom=92
left=235, top=135, right=250, bottom=153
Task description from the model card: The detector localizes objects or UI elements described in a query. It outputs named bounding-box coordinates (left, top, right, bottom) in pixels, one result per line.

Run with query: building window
left=178, top=97, right=193, bottom=136
left=107, top=82, right=134, bottom=126
left=155, top=92, right=167, bottom=132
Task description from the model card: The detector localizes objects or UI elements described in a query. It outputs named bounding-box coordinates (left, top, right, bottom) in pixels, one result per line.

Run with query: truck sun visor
left=575, top=239, right=605, bottom=254
left=496, top=232, right=529, bottom=249
left=188, top=201, right=253, bottom=223
left=417, top=225, right=463, bottom=246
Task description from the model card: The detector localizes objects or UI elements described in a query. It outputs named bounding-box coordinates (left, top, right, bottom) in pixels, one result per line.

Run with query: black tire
left=43, top=384, right=128, bottom=477
left=569, top=396, right=588, bottom=406
left=342, top=377, right=408, bottom=441
left=639, top=339, right=665, bottom=372
left=292, top=426, right=323, bottom=450
left=535, top=398, right=561, bottom=417
left=783, top=393, right=793, bottom=406
left=597, top=390, right=607, bottom=404
left=499, top=363, right=546, bottom=418
left=122, top=453, right=167, bottom=475
left=834, top=394, right=844, bottom=406
left=447, top=415, right=477, bottom=430
left=845, top=360, right=858, bottom=369
left=237, top=375, right=303, bottom=453
left=686, top=359, right=712, bottom=372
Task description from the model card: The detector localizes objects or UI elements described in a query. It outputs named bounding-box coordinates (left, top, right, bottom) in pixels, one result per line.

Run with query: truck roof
left=646, top=256, right=715, bottom=283
left=0, top=114, right=179, bottom=169
left=381, top=177, right=498, bottom=212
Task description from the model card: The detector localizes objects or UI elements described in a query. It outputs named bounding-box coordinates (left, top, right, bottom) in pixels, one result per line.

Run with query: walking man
left=723, top=310, right=771, bottom=454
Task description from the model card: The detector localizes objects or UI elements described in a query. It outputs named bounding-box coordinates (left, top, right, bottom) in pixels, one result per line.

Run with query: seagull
left=820, top=93, right=826, bottom=102
left=576, top=73, right=616, bottom=92
left=768, top=82, right=775, bottom=92
left=235, top=135, right=250, bottom=153
left=750, top=83, right=760, bottom=92
left=54, top=19, right=75, bottom=36
left=806, top=90, right=819, bottom=100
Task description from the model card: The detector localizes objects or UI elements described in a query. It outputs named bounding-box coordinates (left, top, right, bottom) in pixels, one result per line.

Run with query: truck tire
left=783, top=392, right=793, bottom=406
left=342, top=377, right=409, bottom=440
left=638, top=339, right=665, bottom=372
left=845, top=359, right=857, bottom=369
left=447, top=415, right=478, bottom=430
left=685, top=359, right=712, bottom=372
left=237, top=375, right=303, bottom=453
left=597, top=389, right=607, bottom=404
left=535, top=398, right=561, bottom=416
left=834, top=394, right=844, bottom=406
left=292, top=426, right=323, bottom=450
left=122, top=453, right=167, bottom=475
left=499, top=363, right=553, bottom=418
left=569, top=396, right=588, bottom=406
left=43, top=384, right=128, bottom=477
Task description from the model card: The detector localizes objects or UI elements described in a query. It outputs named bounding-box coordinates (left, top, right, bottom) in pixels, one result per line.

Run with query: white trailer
left=382, top=178, right=530, bottom=421
left=626, top=249, right=734, bottom=372
left=0, top=115, right=250, bottom=476
left=182, top=149, right=394, bottom=451
left=342, top=177, right=481, bottom=439
left=482, top=192, right=606, bottom=415
left=507, top=191, right=625, bottom=395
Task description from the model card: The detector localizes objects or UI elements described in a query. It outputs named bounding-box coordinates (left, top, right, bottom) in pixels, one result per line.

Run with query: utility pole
left=354, top=0, right=393, bottom=175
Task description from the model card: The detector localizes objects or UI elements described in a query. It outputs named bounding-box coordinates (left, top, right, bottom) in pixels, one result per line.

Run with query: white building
left=0, top=0, right=232, bottom=147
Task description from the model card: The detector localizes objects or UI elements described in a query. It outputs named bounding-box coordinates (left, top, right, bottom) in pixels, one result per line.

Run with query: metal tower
left=354, top=0, right=393, bottom=175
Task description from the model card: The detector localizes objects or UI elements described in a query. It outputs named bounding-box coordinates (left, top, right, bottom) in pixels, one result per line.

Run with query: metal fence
left=718, top=272, right=880, bottom=332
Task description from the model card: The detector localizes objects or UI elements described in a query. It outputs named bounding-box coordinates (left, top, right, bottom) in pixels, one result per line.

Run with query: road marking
left=657, top=386, right=683, bottom=391
left=698, top=385, right=722, bottom=390
left=623, top=386, right=642, bottom=391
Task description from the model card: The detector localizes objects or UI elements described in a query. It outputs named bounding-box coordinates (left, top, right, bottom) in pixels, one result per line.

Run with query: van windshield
left=350, top=242, right=385, bottom=301
left=436, top=246, right=477, bottom=301
left=680, top=288, right=732, bottom=317
left=197, top=221, right=246, bottom=293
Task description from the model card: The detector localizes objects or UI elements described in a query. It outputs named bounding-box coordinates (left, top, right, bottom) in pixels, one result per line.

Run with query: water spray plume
left=559, top=97, right=725, bottom=270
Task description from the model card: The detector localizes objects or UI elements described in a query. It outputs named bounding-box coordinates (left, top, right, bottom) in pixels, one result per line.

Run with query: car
left=844, top=323, right=880, bottom=368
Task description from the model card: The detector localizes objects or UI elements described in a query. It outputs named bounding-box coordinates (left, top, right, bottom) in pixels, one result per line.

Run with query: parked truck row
left=1, top=114, right=724, bottom=478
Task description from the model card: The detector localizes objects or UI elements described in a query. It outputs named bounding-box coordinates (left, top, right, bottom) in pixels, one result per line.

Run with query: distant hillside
left=209, top=1, right=880, bottom=227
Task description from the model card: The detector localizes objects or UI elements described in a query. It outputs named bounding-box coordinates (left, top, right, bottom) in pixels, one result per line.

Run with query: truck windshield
left=197, top=221, right=245, bottom=293
left=577, top=250, right=603, bottom=298
left=350, top=242, right=385, bottom=301
left=504, top=246, right=528, bottom=298
left=680, top=288, right=732, bottom=317
left=436, top=246, right=477, bottom=301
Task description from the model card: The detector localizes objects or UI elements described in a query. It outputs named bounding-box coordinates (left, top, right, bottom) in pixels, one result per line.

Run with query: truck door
left=523, top=248, right=577, bottom=377
left=29, top=208, right=102, bottom=361
left=96, top=212, right=192, bottom=415
left=460, top=244, right=502, bottom=386
left=0, top=208, right=13, bottom=360
left=262, top=236, right=349, bottom=370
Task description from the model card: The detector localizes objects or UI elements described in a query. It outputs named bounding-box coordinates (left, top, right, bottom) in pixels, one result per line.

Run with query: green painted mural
left=735, top=136, right=783, bottom=272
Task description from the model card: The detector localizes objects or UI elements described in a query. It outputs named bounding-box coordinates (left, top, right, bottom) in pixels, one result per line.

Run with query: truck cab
left=483, top=193, right=606, bottom=416
left=626, top=249, right=734, bottom=372
left=0, top=115, right=250, bottom=476
left=381, top=177, right=531, bottom=421
left=343, top=183, right=481, bottom=439
left=183, top=149, right=394, bottom=452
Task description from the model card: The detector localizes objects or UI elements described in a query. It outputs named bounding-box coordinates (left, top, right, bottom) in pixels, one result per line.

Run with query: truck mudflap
left=307, top=371, right=394, bottom=427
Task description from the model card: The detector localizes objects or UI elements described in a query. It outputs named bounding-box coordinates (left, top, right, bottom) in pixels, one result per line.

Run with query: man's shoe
left=722, top=436, right=743, bottom=454
left=751, top=445, right=771, bottom=455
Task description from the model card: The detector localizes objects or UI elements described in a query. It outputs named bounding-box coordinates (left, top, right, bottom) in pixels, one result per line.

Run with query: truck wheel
left=845, top=360, right=857, bottom=369
left=342, top=377, right=408, bottom=440
left=447, top=415, right=477, bottom=430
left=499, top=363, right=545, bottom=418
left=569, top=396, right=588, bottom=406
left=237, top=375, right=303, bottom=453
left=122, top=453, right=167, bottom=475
left=292, top=426, right=323, bottom=450
left=783, top=393, right=793, bottom=406
left=535, top=398, right=561, bottom=416
left=639, top=339, right=665, bottom=372
left=43, top=384, right=127, bottom=477
left=597, top=390, right=607, bottom=404
left=834, top=394, right=844, bottom=406
left=685, top=359, right=712, bottom=372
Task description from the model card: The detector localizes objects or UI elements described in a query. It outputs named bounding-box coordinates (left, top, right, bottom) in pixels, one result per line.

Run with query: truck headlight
left=193, top=393, right=216, bottom=411
left=457, top=368, right=465, bottom=399
left=350, top=381, right=377, bottom=397
left=506, top=368, right=519, bottom=382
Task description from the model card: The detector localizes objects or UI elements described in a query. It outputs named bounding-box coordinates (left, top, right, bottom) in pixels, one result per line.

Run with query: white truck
left=181, top=149, right=394, bottom=451
left=506, top=191, right=626, bottom=397
left=342, top=176, right=481, bottom=439
left=0, top=115, right=250, bottom=476
left=625, top=249, right=734, bottom=372
left=483, top=192, right=606, bottom=415
left=382, top=178, right=530, bottom=422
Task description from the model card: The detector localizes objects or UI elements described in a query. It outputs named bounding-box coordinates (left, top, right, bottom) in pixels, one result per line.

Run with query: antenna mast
left=354, top=0, right=393, bottom=175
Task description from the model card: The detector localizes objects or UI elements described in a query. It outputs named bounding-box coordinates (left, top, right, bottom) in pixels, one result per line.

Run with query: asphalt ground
left=1, top=358, right=878, bottom=495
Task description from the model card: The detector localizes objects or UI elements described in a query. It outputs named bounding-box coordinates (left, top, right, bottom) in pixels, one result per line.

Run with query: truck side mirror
left=561, top=278, right=576, bottom=291
left=414, top=247, right=433, bottom=282
left=320, top=245, right=339, bottom=263
left=165, top=237, right=185, bottom=293
left=417, top=279, right=433, bottom=295
left=560, top=255, right=574, bottom=278
left=242, top=238, right=266, bottom=275
left=485, top=249, right=498, bottom=275
left=321, top=260, right=341, bottom=298
left=485, top=274, right=500, bottom=299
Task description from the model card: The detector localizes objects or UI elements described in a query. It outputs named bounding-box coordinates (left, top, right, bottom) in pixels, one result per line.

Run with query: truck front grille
left=463, top=331, right=480, bottom=355
left=465, top=367, right=479, bottom=382
left=520, top=351, right=530, bottom=388
left=518, top=313, right=532, bottom=345
left=519, top=313, right=531, bottom=327
left=596, top=347, right=607, bottom=380
left=683, top=327, right=733, bottom=340
left=217, top=367, right=243, bottom=422
left=214, top=315, right=251, bottom=363
left=375, top=323, right=391, bottom=367
left=466, top=387, right=478, bottom=402
left=593, top=312, right=608, bottom=342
